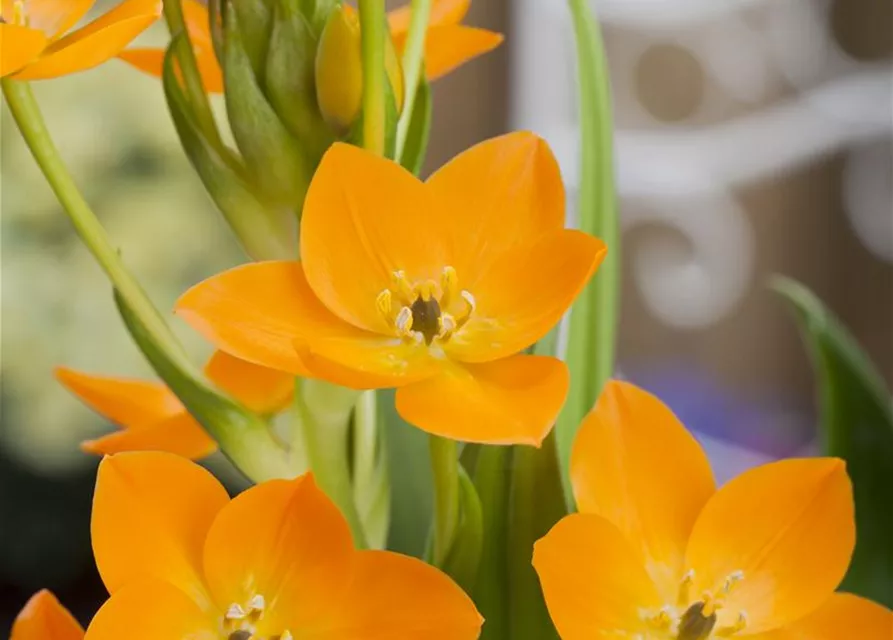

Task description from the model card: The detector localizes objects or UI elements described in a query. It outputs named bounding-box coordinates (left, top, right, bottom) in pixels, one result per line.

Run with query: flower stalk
left=395, top=0, right=432, bottom=159
left=429, top=435, right=461, bottom=566
left=359, top=0, right=388, bottom=155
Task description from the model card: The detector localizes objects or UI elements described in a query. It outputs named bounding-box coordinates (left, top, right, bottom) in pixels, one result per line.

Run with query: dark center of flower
left=410, top=295, right=442, bottom=345
left=676, top=602, right=717, bottom=640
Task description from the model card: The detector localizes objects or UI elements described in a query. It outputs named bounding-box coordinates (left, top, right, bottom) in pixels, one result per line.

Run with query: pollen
left=376, top=267, right=474, bottom=346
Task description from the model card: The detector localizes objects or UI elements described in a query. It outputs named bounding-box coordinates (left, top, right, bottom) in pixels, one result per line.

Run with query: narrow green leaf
left=163, top=39, right=296, bottom=261
left=398, top=79, right=432, bottom=175
left=114, top=291, right=292, bottom=482
left=772, top=276, right=893, bottom=607
left=557, top=0, right=620, bottom=508
left=442, top=468, right=484, bottom=593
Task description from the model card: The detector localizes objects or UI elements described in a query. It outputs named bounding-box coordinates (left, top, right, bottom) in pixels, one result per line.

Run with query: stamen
left=391, top=270, right=414, bottom=304
left=715, top=612, right=748, bottom=637
left=461, top=290, right=476, bottom=312
left=226, top=604, right=248, bottom=621
left=722, top=571, right=744, bottom=595
left=678, top=569, right=695, bottom=606
left=395, top=306, right=413, bottom=334
left=376, top=290, right=392, bottom=319
left=12, top=0, right=28, bottom=25
left=248, top=594, right=265, bottom=612
left=441, top=266, right=459, bottom=309
left=438, top=313, right=457, bottom=338
left=644, top=606, right=673, bottom=630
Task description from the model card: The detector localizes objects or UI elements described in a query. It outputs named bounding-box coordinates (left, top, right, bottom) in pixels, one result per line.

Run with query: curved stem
left=162, top=0, right=224, bottom=150
left=2, top=80, right=182, bottom=359
left=429, top=434, right=460, bottom=565
left=295, top=379, right=368, bottom=548
left=395, top=0, right=432, bottom=159
left=359, top=0, right=387, bottom=155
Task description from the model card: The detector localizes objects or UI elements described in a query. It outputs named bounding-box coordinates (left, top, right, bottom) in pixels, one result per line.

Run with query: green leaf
left=772, top=276, right=893, bottom=607
left=398, top=79, right=432, bottom=176
left=380, top=389, right=433, bottom=556
left=556, top=0, right=620, bottom=508
left=114, top=291, right=292, bottom=482
left=163, top=39, right=296, bottom=261
left=442, top=467, right=484, bottom=593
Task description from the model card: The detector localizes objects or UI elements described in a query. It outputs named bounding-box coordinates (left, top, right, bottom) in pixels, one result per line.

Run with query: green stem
left=1, top=80, right=182, bottom=359
left=557, top=0, right=619, bottom=508
left=358, top=0, right=387, bottom=155
left=429, top=435, right=460, bottom=566
left=395, top=0, right=432, bottom=159
left=162, top=0, right=224, bottom=150
left=295, top=379, right=368, bottom=548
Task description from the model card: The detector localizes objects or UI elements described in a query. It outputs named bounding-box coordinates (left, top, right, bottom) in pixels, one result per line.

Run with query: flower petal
left=424, top=131, right=566, bottom=286
left=203, top=350, right=294, bottom=414
left=18, top=0, right=95, bottom=40
left=202, top=474, right=355, bottom=635
left=571, top=380, right=715, bottom=600
left=11, top=590, right=84, bottom=640
left=300, top=143, right=435, bottom=333
left=447, top=229, right=606, bottom=362
left=117, top=0, right=222, bottom=92
left=395, top=355, right=567, bottom=445
left=418, top=25, right=503, bottom=81
left=81, top=412, right=216, bottom=460
left=85, top=579, right=215, bottom=640
left=754, top=593, right=893, bottom=640
left=532, top=514, right=662, bottom=640
left=0, top=24, right=47, bottom=77
left=12, top=0, right=160, bottom=80
left=91, top=452, right=228, bottom=608
left=55, top=367, right=183, bottom=429
left=176, top=261, right=352, bottom=377
left=388, top=0, right=470, bottom=35
left=308, top=550, right=482, bottom=639
left=685, top=458, right=855, bottom=633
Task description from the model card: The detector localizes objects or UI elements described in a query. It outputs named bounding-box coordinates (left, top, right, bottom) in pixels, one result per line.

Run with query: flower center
left=376, top=266, right=475, bottom=346
left=222, top=594, right=292, bottom=640
left=640, top=570, right=749, bottom=639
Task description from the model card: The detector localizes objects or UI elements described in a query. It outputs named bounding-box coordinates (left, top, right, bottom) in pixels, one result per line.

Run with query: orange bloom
left=11, top=590, right=83, bottom=640
left=0, top=0, right=160, bottom=80
left=533, top=380, right=893, bottom=639
left=84, top=451, right=482, bottom=639
left=118, top=0, right=501, bottom=92
left=56, top=350, right=293, bottom=459
left=176, top=132, right=606, bottom=445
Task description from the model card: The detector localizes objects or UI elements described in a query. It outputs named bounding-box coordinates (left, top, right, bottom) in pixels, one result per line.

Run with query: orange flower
left=176, top=132, right=606, bottom=445
left=84, top=451, right=482, bottom=639
left=532, top=380, right=893, bottom=639
left=56, top=350, right=293, bottom=459
left=11, top=590, right=83, bottom=640
left=118, top=0, right=501, bottom=91
left=0, top=0, right=160, bottom=80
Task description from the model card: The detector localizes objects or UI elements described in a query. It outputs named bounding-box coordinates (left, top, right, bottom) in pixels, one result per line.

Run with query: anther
left=678, top=569, right=695, bottom=606
left=395, top=306, right=413, bottom=334
left=391, top=270, right=414, bottom=304
left=645, top=607, right=673, bottom=630
left=248, top=594, right=265, bottom=612
left=376, top=290, right=392, bottom=319
left=716, top=612, right=748, bottom=637
left=722, top=571, right=744, bottom=595
left=12, top=0, right=28, bottom=25
left=441, top=266, right=459, bottom=309
left=226, top=604, right=248, bottom=620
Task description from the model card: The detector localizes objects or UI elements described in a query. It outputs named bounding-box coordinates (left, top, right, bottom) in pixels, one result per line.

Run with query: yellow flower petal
left=388, top=0, right=470, bottom=34
left=395, top=355, right=568, bottom=445
left=571, top=380, right=715, bottom=600
left=685, top=458, right=855, bottom=633
left=424, top=131, right=566, bottom=284
left=0, top=24, right=47, bottom=77
left=117, top=0, right=222, bottom=93
left=202, top=474, right=355, bottom=635
left=55, top=367, right=183, bottom=429
left=408, top=24, right=503, bottom=81
left=309, top=550, right=483, bottom=639
left=753, top=593, right=893, bottom=640
left=19, top=0, right=95, bottom=40
left=176, top=261, right=338, bottom=377
left=91, top=452, right=228, bottom=608
left=11, top=590, right=84, bottom=640
left=300, top=143, right=435, bottom=334
left=13, top=0, right=160, bottom=80
left=446, top=229, right=606, bottom=362
left=85, top=579, right=215, bottom=640
left=533, top=514, right=662, bottom=640
left=203, top=350, right=294, bottom=415
left=80, top=412, right=217, bottom=460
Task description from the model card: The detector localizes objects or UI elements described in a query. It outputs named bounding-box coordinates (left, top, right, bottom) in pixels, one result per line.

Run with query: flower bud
left=315, top=5, right=404, bottom=135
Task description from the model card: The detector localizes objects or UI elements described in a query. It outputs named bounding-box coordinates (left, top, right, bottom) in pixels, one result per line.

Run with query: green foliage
left=773, top=276, right=893, bottom=607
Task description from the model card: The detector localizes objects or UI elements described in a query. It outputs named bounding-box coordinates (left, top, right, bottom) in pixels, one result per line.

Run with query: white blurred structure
left=512, top=0, right=893, bottom=330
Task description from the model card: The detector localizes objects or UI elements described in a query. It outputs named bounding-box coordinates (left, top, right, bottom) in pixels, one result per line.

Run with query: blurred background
left=1, top=0, right=891, bottom=631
